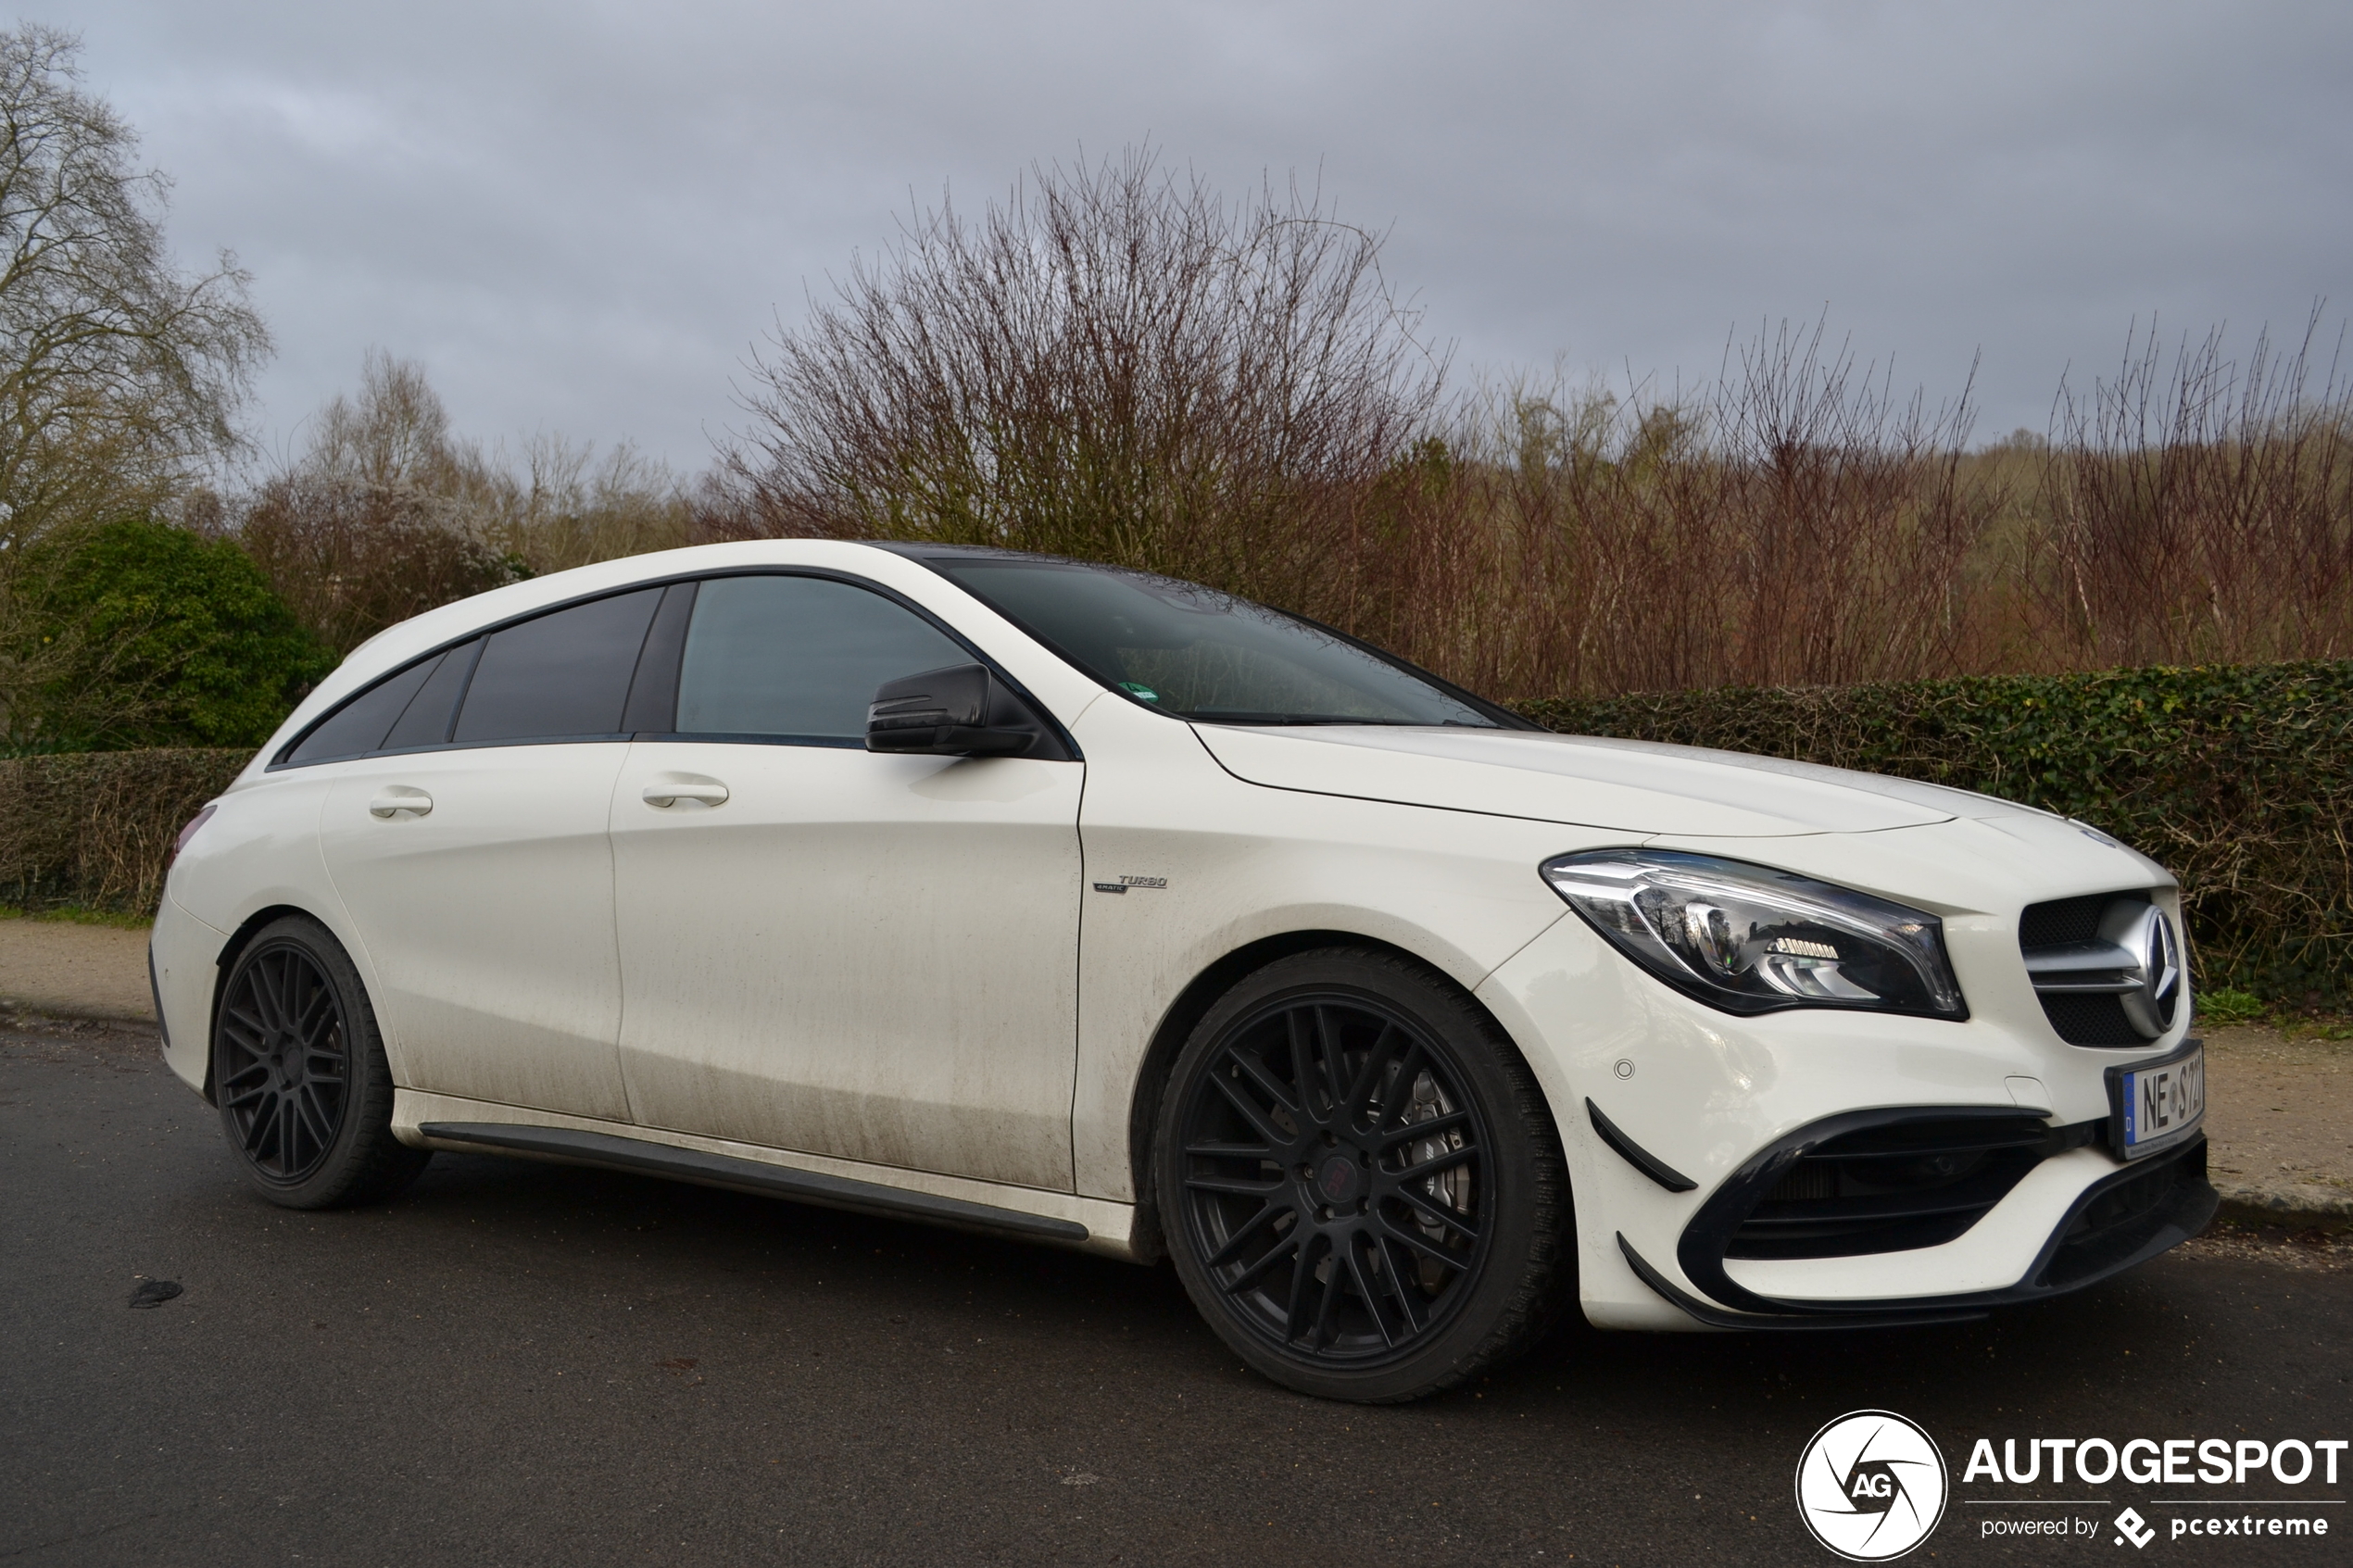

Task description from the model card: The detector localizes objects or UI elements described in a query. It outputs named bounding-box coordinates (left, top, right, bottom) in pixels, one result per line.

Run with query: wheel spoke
left=1367, top=1044, right=1427, bottom=1135
left=245, top=961, right=283, bottom=1034
left=1310, top=1237, right=1349, bottom=1349
left=1282, top=1234, right=1323, bottom=1341
left=1182, top=1173, right=1281, bottom=1198
left=278, top=956, right=304, bottom=1044
left=1310, top=1006, right=1347, bottom=1123
left=1279, top=1011, right=1314, bottom=1120
left=1371, top=1232, right=1432, bottom=1334
left=1207, top=1068, right=1291, bottom=1150
left=1204, top=1199, right=1288, bottom=1268
left=1375, top=1108, right=1470, bottom=1151
left=1393, top=1183, right=1481, bottom=1243
left=243, top=1092, right=278, bottom=1157
left=1222, top=1231, right=1300, bottom=1296
left=287, top=1092, right=315, bottom=1170
left=220, top=1058, right=271, bottom=1094
left=294, top=983, right=336, bottom=1045
left=1395, top=1141, right=1478, bottom=1185
left=304, top=1038, right=346, bottom=1082
left=1183, top=1140, right=1271, bottom=1160
left=296, top=1083, right=335, bottom=1148
left=1230, top=1039, right=1301, bottom=1115
left=1374, top=1211, right=1472, bottom=1273
left=1340, top=1236, right=1400, bottom=1348
left=1338, top=1022, right=1403, bottom=1129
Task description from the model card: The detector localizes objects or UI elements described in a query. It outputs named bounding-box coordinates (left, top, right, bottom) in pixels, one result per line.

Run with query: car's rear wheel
left=1155, top=946, right=1569, bottom=1402
left=213, top=915, right=429, bottom=1209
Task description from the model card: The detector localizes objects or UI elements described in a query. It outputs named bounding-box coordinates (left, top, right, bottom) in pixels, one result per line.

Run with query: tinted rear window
left=452, top=589, right=663, bottom=744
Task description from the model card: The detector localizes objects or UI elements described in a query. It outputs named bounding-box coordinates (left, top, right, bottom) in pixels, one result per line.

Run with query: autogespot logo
left=1796, top=1410, right=1950, bottom=1562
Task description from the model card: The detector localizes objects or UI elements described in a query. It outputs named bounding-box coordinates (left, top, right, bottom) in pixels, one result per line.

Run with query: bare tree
left=0, top=24, right=269, bottom=549
left=236, top=353, right=692, bottom=653
left=0, top=24, right=271, bottom=737
left=717, top=145, right=1445, bottom=610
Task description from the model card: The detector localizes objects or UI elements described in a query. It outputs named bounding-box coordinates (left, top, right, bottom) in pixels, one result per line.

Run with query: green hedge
left=1515, top=661, right=2353, bottom=1007
left=7, top=662, right=2348, bottom=1003
left=0, top=748, right=251, bottom=916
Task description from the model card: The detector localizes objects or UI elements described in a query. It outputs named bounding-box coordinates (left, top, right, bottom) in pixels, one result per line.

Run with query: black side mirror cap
left=866, top=663, right=1040, bottom=757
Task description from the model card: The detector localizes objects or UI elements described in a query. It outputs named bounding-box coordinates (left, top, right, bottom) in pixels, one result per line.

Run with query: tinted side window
left=453, top=588, right=663, bottom=745
left=382, top=641, right=477, bottom=749
left=675, top=576, right=967, bottom=741
left=284, top=656, right=441, bottom=764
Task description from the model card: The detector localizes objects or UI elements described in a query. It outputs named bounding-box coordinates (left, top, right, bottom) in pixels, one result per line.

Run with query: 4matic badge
left=1796, top=1410, right=1950, bottom=1562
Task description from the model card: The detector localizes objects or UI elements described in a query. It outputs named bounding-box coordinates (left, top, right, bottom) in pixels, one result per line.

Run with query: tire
left=1154, top=946, right=1570, bottom=1402
left=212, top=915, right=430, bottom=1209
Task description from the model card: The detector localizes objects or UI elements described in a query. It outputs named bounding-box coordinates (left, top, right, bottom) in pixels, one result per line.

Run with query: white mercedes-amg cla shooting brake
left=154, top=540, right=2215, bottom=1401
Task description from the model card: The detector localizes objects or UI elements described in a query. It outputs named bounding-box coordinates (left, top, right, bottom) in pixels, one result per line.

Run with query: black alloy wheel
left=212, top=916, right=430, bottom=1208
left=218, top=939, right=350, bottom=1182
left=1158, top=947, right=1567, bottom=1402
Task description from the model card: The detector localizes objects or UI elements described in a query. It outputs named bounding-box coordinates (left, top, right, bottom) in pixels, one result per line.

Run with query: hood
left=1191, top=724, right=2041, bottom=837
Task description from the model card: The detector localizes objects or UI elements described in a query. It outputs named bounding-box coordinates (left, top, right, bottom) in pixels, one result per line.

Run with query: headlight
left=1541, top=849, right=1966, bottom=1019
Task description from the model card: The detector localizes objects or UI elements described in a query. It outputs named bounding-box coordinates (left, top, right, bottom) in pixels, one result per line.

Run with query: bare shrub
left=231, top=354, right=692, bottom=653
left=716, top=144, right=1444, bottom=613
left=2036, top=314, right=2353, bottom=667
left=236, top=475, right=517, bottom=657
left=1328, top=323, right=2003, bottom=699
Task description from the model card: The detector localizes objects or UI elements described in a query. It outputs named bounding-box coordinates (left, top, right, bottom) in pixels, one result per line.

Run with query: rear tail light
left=172, top=804, right=219, bottom=864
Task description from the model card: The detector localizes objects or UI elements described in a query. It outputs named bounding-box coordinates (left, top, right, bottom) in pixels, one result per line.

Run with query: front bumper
left=1618, top=1130, right=2213, bottom=1329
left=1475, top=907, right=2212, bottom=1331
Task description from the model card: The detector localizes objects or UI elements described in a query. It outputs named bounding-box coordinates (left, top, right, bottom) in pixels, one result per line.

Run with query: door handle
left=369, top=788, right=433, bottom=819
left=642, top=780, right=729, bottom=809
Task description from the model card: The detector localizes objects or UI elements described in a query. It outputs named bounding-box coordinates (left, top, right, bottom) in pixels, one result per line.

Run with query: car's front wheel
left=212, top=915, right=430, bottom=1209
left=1155, top=946, right=1569, bottom=1402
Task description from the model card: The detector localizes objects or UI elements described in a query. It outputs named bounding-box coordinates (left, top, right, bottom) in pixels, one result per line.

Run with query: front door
left=610, top=572, right=1084, bottom=1191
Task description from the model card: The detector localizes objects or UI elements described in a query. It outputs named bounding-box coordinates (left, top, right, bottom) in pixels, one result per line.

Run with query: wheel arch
left=1123, top=927, right=1562, bottom=1267
left=199, top=903, right=328, bottom=1104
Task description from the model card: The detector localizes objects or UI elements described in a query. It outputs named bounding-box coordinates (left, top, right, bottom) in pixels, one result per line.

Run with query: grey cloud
left=67, top=0, right=2353, bottom=468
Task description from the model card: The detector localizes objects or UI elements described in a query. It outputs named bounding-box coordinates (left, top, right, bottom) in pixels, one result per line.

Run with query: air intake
left=1724, top=1114, right=2069, bottom=1260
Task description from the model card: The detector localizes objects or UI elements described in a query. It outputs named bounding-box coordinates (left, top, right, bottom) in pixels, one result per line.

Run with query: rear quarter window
left=283, top=656, right=442, bottom=765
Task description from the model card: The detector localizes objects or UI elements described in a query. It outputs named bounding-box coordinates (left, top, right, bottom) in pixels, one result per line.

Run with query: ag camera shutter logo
left=1796, top=1410, right=1949, bottom=1561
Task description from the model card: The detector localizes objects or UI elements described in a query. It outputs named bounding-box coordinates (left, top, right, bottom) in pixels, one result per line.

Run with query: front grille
left=2020, top=890, right=2157, bottom=1045
left=1725, top=1115, right=2063, bottom=1261
left=2035, top=992, right=2146, bottom=1046
left=2019, top=893, right=2111, bottom=951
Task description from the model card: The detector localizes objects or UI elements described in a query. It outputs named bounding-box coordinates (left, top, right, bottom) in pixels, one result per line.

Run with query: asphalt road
left=6, top=1022, right=2348, bottom=1568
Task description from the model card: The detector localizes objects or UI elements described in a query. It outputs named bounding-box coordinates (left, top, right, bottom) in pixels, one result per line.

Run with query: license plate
left=2109, top=1044, right=2204, bottom=1160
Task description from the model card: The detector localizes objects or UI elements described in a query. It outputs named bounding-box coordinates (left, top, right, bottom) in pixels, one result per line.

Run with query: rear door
left=609, top=572, right=1085, bottom=1190
left=314, top=587, right=665, bottom=1121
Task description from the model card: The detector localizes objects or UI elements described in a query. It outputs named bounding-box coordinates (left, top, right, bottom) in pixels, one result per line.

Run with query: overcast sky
left=65, top=0, right=2353, bottom=472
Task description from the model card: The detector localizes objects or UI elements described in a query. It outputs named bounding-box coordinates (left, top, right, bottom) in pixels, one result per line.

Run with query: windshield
left=927, top=557, right=1507, bottom=727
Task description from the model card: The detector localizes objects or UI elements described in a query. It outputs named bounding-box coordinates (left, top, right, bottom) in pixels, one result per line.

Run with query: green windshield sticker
left=1117, top=682, right=1161, bottom=703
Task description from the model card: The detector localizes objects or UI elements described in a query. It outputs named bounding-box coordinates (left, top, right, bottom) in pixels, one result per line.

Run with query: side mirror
left=866, top=663, right=1038, bottom=757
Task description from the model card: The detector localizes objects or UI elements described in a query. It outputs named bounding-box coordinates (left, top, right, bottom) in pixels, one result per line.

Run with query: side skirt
left=394, top=1092, right=1139, bottom=1260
